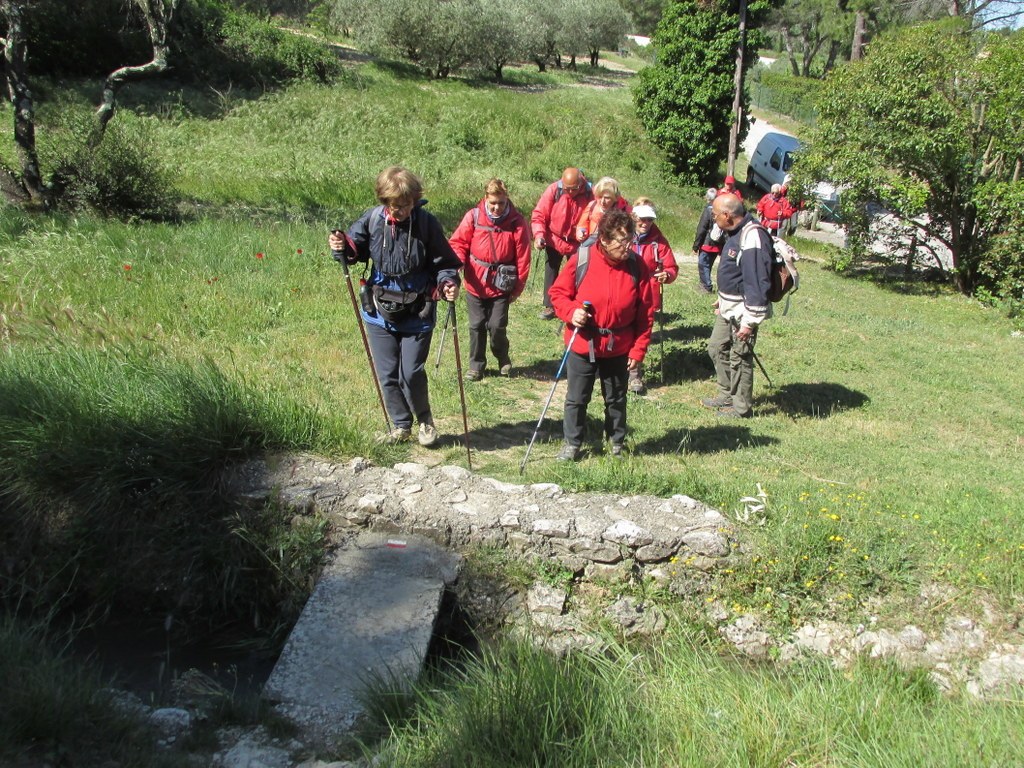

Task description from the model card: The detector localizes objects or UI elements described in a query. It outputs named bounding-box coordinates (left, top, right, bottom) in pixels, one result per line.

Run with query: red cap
left=724, top=175, right=736, bottom=185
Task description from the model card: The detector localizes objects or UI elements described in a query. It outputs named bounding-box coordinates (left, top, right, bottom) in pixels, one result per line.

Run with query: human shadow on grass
left=634, top=426, right=780, bottom=456
left=651, top=322, right=709, bottom=345
left=762, top=382, right=869, bottom=419
left=658, top=346, right=715, bottom=384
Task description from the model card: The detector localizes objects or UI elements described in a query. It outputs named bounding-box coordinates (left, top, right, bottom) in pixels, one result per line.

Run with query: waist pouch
left=372, top=285, right=428, bottom=323
left=471, top=256, right=518, bottom=294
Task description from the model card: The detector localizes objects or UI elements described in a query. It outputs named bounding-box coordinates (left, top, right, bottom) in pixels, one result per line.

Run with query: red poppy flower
left=296, top=248, right=303, bottom=254
left=123, top=264, right=132, bottom=271
left=256, top=252, right=264, bottom=260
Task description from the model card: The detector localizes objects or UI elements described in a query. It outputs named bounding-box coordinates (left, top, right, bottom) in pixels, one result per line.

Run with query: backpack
left=740, top=220, right=799, bottom=308
left=553, top=174, right=592, bottom=203
left=574, top=241, right=640, bottom=290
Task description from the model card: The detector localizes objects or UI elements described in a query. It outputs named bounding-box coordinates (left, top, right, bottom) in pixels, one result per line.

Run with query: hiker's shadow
left=655, top=322, right=708, bottom=345
left=636, top=426, right=780, bottom=455
left=763, top=382, right=869, bottom=419
left=659, top=346, right=714, bottom=383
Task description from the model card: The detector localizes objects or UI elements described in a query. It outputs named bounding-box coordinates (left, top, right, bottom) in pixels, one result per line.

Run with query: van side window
left=783, top=152, right=795, bottom=172
left=770, top=148, right=783, bottom=171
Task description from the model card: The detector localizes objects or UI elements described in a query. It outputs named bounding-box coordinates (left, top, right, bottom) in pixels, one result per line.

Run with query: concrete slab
left=263, top=531, right=462, bottom=744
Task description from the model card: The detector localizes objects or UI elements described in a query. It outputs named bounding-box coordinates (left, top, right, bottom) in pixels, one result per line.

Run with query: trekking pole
left=519, top=302, right=592, bottom=475
left=446, top=300, right=473, bottom=470
left=433, top=303, right=451, bottom=369
left=752, top=351, right=774, bottom=388
left=655, top=254, right=666, bottom=385
left=332, top=230, right=390, bottom=432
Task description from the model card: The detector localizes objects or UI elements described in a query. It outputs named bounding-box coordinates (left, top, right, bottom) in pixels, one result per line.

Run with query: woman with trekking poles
left=328, top=166, right=461, bottom=447
left=548, top=209, right=656, bottom=461
left=448, top=178, right=532, bottom=381
left=627, top=196, right=678, bottom=395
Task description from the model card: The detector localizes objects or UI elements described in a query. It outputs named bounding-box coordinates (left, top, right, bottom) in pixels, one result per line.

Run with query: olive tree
left=799, top=20, right=1024, bottom=296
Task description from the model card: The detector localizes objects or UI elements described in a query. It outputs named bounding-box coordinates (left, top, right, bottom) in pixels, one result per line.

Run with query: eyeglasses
left=386, top=201, right=415, bottom=216
left=602, top=234, right=632, bottom=249
left=636, top=217, right=655, bottom=224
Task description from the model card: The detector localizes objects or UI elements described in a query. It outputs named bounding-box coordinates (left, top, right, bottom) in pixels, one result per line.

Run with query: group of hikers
left=328, top=165, right=785, bottom=462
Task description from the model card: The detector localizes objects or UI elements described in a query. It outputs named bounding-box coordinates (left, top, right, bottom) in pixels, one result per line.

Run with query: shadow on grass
left=661, top=346, right=715, bottom=383
left=654, top=322, right=710, bottom=344
left=763, top=382, right=870, bottom=418
left=635, top=426, right=780, bottom=455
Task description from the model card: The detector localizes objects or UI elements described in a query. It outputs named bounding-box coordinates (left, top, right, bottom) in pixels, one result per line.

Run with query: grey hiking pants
left=465, top=293, right=511, bottom=373
left=707, top=313, right=758, bottom=417
left=365, top=322, right=433, bottom=430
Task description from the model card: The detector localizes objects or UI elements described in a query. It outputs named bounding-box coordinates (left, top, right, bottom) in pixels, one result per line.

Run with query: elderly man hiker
left=531, top=167, right=594, bottom=320
left=703, top=194, right=773, bottom=419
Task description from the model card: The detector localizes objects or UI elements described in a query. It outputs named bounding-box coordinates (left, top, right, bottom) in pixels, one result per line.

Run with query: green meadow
left=2, top=56, right=1023, bottom=765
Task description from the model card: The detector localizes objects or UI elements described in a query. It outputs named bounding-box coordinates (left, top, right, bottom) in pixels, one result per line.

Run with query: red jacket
left=531, top=181, right=594, bottom=256
left=633, top=225, right=678, bottom=311
left=575, top=196, right=631, bottom=242
left=757, top=193, right=794, bottom=232
left=449, top=201, right=531, bottom=300
left=549, top=243, right=655, bottom=362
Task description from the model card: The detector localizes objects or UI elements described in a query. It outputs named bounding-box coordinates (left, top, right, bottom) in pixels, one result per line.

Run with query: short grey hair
left=705, top=187, right=717, bottom=202
left=771, top=183, right=782, bottom=194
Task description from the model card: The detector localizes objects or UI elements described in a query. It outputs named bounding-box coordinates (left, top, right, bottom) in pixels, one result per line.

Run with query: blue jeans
left=698, top=249, right=718, bottom=290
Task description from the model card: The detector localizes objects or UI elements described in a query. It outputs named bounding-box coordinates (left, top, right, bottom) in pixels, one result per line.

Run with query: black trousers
left=365, top=322, right=433, bottom=429
left=542, top=245, right=567, bottom=309
left=465, top=293, right=511, bottom=373
left=563, top=351, right=628, bottom=447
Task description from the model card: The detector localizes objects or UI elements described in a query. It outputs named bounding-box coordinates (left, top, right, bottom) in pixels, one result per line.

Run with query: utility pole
left=727, top=0, right=749, bottom=178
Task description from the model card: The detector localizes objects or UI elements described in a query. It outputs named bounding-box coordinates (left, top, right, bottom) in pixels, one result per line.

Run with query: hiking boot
left=556, top=443, right=580, bottom=462
left=378, top=426, right=412, bottom=444
left=698, top=283, right=713, bottom=294
left=538, top=308, right=556, bottom=320
left=465, top=369, right=483, bottom=382
left=716, top=406, right=750, bottom=419
left=701, top=395, right=732, bottom=410
left=499, top=363, right=512, bottom=377
left=628, top=376, right=646, bottom=395
left=418, top=422, right=439, bottom=447
left=610, top=443, right=625, bottom=458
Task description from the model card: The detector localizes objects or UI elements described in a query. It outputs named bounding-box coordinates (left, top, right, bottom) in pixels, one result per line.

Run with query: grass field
left=2, top=52, right=1023, bottom=765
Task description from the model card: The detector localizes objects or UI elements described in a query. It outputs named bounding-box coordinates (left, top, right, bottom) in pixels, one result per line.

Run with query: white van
left=745, top=132, right=800, bottom=193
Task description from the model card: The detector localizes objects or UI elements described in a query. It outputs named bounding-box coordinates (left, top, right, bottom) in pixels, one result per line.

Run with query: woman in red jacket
left=449, top=178, right=532, bottom=380
left=549, top=209, right=656, bottom=460
left=628, top=197, right=678, bottom=394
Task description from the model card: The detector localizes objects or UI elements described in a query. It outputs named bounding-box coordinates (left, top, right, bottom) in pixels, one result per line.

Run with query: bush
left=219, top=8, right=342, bottom=84
left=45, top=112, right=177, bottom=220
left=750, top=68, right=822, bottom=124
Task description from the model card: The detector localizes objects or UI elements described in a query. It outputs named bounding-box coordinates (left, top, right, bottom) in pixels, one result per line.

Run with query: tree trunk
left=569, top=54, right=577, bottom=70
left=851, top=11, right=867, bottom=61
left=727, top=0, right=748, bottom=178
left=823, top=39, right=842, bottom=75
left=1, top=0, right=47, bottom=204
left=781, top=27, right=800, bottom=77
left=533, top=56, right=547, bottom=72
left=96, top=0, right=179, bottom=138
left=590, top=49, right=599, bottom=67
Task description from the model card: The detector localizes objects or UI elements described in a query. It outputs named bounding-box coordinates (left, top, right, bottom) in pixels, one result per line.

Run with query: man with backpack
left=531, top=167, right=594, bottom=320
left=703, top=194, right=772, bottom=419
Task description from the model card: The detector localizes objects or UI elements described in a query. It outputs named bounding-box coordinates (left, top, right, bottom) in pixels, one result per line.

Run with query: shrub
left=45, top=112, right=177, bottom=220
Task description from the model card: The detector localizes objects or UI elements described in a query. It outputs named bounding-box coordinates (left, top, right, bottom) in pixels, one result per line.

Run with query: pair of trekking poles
left=333, top=233, right=472, bottom=470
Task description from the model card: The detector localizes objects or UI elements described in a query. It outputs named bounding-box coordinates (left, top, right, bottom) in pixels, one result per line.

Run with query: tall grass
left=369, top=632, right=1024, bottom=767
